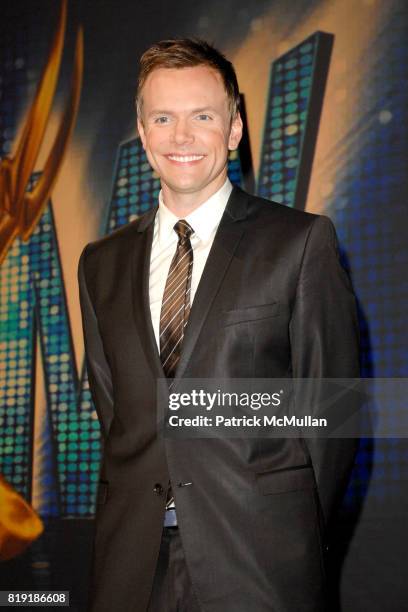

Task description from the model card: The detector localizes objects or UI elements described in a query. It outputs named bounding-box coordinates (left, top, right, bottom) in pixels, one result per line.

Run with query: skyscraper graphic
left=0, top=173, right=100, bottom=517
left=0, top=227, right=36, bottom=503
left=257, top=31, right=333, bottom=208
left=106, top=139, right=161, bottom=233
left=24, top=185, right=80, bottom=518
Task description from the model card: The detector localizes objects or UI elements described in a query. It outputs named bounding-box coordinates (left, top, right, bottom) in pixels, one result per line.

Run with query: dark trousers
left=147, top=527, right=201, bottom=612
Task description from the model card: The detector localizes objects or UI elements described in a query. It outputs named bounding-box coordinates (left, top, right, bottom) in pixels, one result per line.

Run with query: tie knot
left=174, top=220, right=194, bottom=241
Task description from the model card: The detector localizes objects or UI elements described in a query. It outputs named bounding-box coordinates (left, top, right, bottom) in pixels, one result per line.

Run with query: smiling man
left=136, top=63, right=242, bottom=215
left=78, top=39, right=360, bottom=612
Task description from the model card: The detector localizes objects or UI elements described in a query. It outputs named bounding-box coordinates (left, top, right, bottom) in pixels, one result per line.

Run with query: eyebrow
left=147, top=107, right=219, bottom=118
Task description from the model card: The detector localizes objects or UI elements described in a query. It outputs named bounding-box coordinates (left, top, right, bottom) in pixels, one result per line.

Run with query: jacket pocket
left=255, top=465, right=316, bottom=495
left=223, top=302, right=280, bottom=326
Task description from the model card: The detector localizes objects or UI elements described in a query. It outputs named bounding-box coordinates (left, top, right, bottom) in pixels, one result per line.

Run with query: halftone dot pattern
left=322, top=8, right=408, bottom=512
left=0, top=174, right=101, bottom=517
left=27, top=188, right=72, bottom=517
left=227, top=149, right=244, bottom=187
left=107, top=139, right=161, bottom=232
left=257, top=31, right=332, bottom=209
left=28, top=180, right=101, bottom=518
left=0, top=236, right=35, bottom=500
left=258, top=34, right=317, bottom=206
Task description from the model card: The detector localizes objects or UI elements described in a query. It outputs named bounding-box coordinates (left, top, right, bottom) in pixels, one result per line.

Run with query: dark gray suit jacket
left=78, top=186, right=360, bottom=612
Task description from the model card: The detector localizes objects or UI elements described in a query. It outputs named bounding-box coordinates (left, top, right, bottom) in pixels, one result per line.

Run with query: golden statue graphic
left=0, top=0, right=83, bottom=559
left=0, top=0, right=83, bottom=265
left=0, top=475, right=44, bottom=561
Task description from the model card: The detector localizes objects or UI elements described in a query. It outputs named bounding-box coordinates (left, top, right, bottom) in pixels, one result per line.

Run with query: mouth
left=166, top=154, right=205, bottom=163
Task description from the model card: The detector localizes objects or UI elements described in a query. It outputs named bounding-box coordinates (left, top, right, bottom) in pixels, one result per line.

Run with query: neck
left=161, top=173, right=227, bottom=217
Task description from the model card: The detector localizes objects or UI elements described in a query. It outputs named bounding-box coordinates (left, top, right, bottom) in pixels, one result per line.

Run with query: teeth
left=168, top=155, right=204, bottom=162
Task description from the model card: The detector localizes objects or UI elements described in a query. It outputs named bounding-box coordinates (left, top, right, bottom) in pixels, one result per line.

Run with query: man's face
left=137, top=65, right=242, bottom=204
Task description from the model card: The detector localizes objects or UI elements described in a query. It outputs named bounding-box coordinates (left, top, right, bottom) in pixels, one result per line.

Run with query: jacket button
left=153, top=483, right=164, bottom=495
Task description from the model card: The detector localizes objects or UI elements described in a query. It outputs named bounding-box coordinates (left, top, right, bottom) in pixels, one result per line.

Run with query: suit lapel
left=131, top=187, right=249, bottom=386
left=173, top=186, right=248, bottom=384
left=131, top=206, right=166, bottom=381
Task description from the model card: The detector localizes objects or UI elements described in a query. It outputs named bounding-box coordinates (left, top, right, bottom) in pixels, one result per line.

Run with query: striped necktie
left=160, top=220, right=194, bottom=519
left=159, top=220, right=194, bottom=379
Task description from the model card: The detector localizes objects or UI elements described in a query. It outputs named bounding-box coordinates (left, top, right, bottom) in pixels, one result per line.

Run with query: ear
left=137, top=117, right=146, bottom=149
left=228, top=112, right=243, bottom=151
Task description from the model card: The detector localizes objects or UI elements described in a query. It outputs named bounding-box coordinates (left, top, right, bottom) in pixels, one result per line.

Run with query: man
left=78, top=38, right=360, bottom=612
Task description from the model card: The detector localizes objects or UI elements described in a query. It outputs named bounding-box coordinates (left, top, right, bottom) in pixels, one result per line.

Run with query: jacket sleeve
left=78, top=245, right=114, bottom=440
left=289, top=214, right=360, bottom=530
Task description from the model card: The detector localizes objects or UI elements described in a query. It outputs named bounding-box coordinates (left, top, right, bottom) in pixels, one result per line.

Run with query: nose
left=170, top=118, right=194, bottom=146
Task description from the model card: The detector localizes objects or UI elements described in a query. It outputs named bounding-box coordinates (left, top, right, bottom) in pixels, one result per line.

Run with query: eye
left=196, top=114, right=212, bottom=121
left=154, top=116, right=170, bottom=124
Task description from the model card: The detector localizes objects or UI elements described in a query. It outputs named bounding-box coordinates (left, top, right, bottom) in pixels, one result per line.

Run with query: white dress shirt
left=149, top=178, right=233, bottom=352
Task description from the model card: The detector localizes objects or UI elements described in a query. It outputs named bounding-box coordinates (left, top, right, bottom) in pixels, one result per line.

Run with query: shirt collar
left=157, top=178, right=233, bottom=247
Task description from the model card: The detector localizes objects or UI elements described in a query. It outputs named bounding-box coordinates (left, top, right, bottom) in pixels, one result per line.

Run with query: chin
left=166, top=179, right=207, bottom=193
